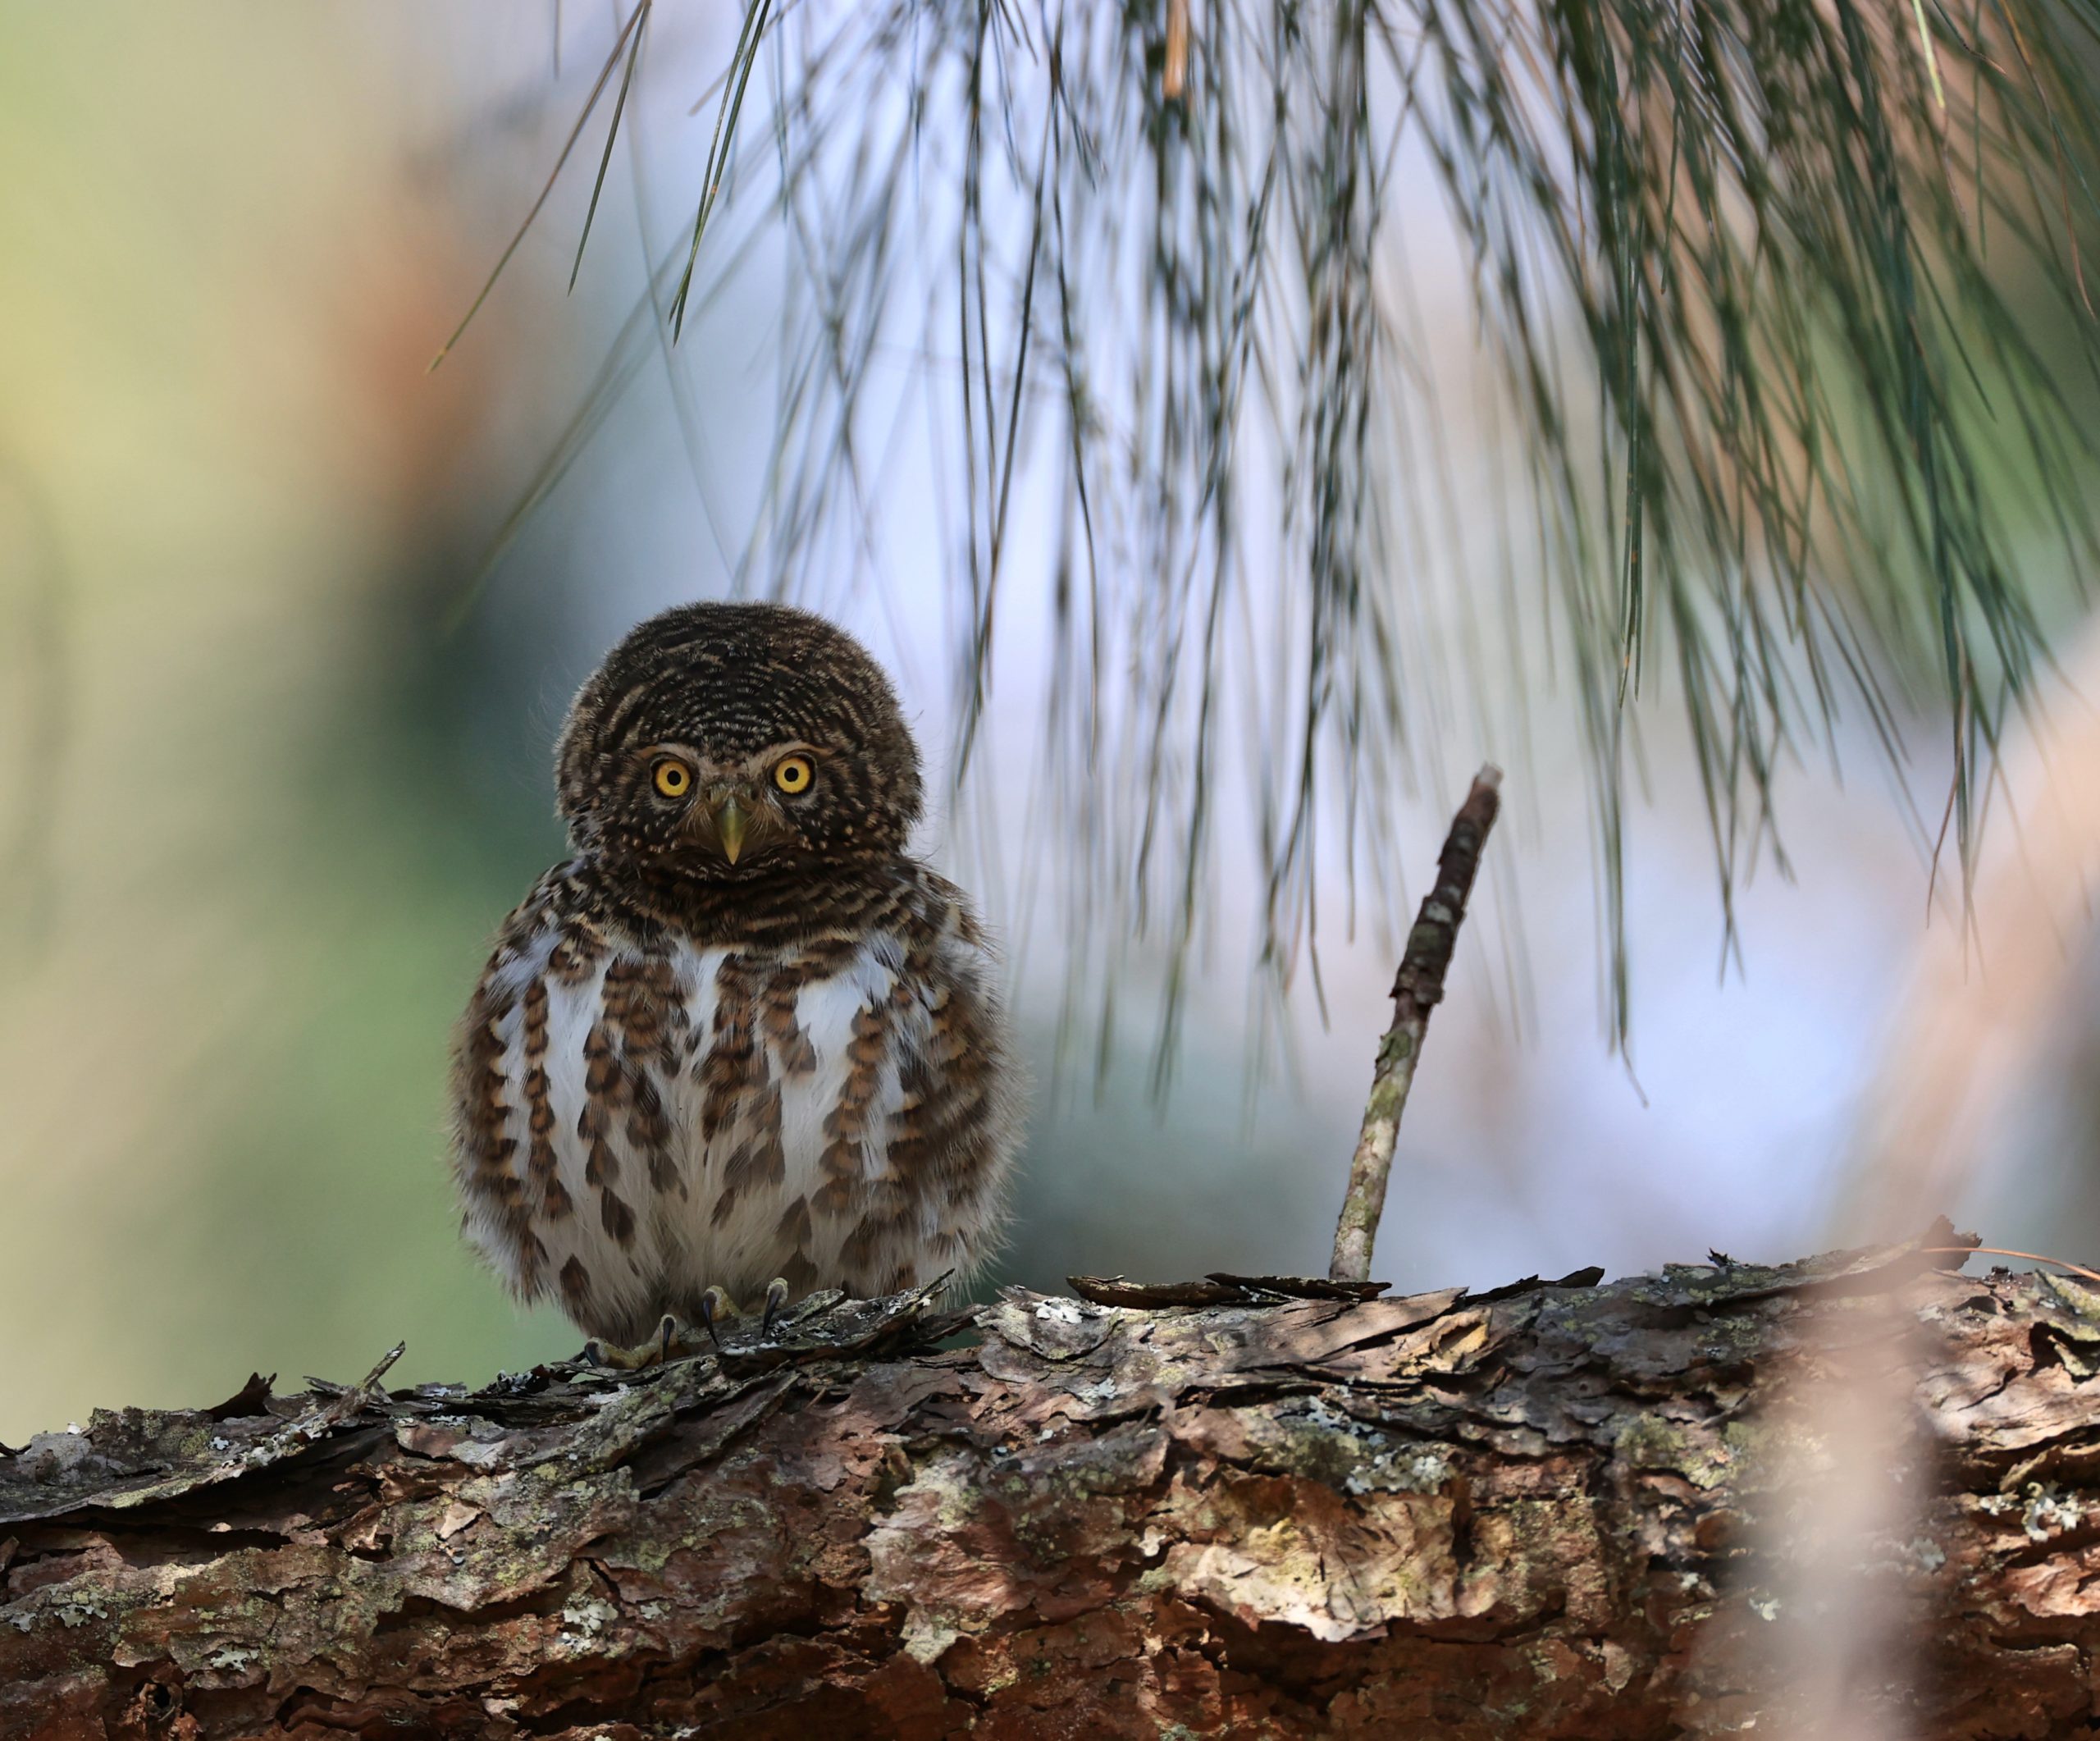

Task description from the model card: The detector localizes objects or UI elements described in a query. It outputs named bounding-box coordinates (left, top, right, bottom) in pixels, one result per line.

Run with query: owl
left=449, top=602, right=1020, bottom=1357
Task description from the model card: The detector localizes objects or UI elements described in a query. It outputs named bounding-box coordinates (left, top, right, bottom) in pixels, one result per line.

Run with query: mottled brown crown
left=555, top=603, right=923, bottom=885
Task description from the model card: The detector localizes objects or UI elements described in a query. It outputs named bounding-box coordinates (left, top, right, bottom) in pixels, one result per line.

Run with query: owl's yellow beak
left=712, top=794, right=749, bottom=865
left=684, top=780, right=784, bottom=866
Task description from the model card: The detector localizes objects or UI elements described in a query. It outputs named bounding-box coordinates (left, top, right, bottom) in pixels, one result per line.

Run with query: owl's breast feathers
left=450, top=860, right=1019, bottom=1344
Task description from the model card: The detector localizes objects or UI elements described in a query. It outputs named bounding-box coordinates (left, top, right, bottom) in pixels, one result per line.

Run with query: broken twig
left=1330, top=765, right=1503, bottom=1282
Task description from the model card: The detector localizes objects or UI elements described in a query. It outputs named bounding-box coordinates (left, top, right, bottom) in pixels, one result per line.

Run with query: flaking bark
left=6, top=1230, right=2100, bottom=1739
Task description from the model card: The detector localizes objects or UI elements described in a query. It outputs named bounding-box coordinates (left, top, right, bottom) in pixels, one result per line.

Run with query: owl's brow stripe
left=594, top=680, right=655, bottom=752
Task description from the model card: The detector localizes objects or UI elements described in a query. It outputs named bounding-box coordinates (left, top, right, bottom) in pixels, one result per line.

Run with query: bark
left=6, top=1231, right=2100, bottom=1740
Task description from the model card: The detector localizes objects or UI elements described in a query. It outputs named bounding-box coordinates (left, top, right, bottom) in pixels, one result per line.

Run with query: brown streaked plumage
left=449, top=602, right=1021, bottom=1346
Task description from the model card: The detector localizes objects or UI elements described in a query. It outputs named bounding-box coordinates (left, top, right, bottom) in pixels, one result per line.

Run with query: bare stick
left=1330, top=765, right=1503, bottom=1283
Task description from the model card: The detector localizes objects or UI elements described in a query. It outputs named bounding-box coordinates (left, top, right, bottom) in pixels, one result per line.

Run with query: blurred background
left=2, top=1, right=2096, bottom=1446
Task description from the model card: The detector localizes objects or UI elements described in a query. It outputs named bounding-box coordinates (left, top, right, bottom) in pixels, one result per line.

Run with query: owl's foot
left=582, top=1281, right=801, bottom=1370
left=697, top=1281, right=791, bottom=1341
left=583, top=1313, right=702, bottom=1370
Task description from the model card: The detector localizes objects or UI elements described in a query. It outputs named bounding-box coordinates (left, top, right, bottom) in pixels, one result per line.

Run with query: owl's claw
left=697, top=1284, right=737, bottom=1349
left=761, top=1277, right=791, bottom=1338
left=582, top=1282, right=804, bottom=1372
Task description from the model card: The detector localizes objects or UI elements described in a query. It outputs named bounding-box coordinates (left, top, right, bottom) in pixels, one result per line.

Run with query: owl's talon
left=698, top=1285, right=737, bottom=1349
left=761, top=1277, right=791, bottom=1338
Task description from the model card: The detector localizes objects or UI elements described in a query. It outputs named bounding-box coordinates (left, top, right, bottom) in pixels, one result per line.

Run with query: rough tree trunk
left=5, top=1231, right=2098, bottom=1739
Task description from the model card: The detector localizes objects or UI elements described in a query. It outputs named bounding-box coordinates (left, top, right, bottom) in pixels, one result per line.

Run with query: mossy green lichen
left=1614, top=1412, right=1732, bottom=1489
left=2041, top=1272, right=2100, bottom=1334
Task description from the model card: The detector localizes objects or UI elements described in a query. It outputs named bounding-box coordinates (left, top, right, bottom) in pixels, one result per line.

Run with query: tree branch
left=7, top=1225, right=2099, bottom=1737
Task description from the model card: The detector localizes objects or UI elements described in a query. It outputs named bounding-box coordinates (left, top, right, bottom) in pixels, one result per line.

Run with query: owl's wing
left=838, top=875, right=1022, bottom=1294
left=452, top=879, right=692, bottom=1346
left=450, top=875, right=571, bottom=1309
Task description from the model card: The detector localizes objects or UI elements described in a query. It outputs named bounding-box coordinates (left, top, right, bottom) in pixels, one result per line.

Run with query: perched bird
left=449, top=602, right=1020, bottom=1355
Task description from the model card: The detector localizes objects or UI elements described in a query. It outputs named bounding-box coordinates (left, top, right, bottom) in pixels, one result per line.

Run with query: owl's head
left=554, top=602, right=923, bottom=881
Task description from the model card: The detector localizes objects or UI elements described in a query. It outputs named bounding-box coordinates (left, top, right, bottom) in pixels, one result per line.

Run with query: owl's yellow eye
left=652, top=759, right=692, bottom=798
left=774, top=755, right=815, bottom=795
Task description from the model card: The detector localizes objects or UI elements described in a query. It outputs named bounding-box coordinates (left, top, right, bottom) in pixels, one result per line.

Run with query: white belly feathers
left=464, top=929, right=933, bottom=1332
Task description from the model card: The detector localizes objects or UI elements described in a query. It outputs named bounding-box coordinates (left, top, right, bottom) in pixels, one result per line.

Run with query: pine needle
left=430, top=2, right=647, bottom=372
left=569, top=2, right=651, bottom=295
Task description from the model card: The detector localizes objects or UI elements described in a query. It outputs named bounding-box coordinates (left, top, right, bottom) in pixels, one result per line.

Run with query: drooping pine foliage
left=458, top=0, right=2100, bottom=1053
